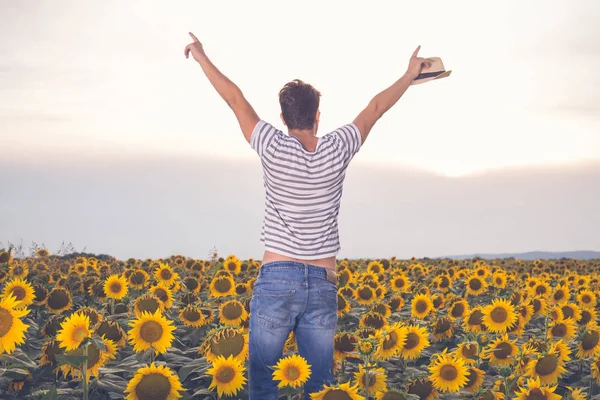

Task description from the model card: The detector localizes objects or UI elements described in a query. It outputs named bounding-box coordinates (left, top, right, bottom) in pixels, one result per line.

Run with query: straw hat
left=411, top=57, right=452, bottom=85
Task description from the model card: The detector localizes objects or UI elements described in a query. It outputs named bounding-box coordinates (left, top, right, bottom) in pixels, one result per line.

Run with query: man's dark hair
left=278, top=79, right=321, bottom=130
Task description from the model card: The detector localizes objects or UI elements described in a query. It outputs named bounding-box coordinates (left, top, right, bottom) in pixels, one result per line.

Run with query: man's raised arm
left=184, top=32, right=259, bottom=143
left=353, top=46, right=432, bottom=144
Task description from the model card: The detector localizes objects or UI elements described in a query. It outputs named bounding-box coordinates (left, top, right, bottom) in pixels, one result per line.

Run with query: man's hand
left=405, top=46, right=433, bottom=80
left=184, top=32, right=206, bottom=63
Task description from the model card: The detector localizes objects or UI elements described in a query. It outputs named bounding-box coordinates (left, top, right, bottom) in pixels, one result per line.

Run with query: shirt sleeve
left=250, top=120, right=282, bottom=158
left=329, top=123, right=362, bottom=161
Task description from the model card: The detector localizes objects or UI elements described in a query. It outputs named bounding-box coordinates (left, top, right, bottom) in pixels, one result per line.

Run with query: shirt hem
left=263, top=246, right=340, bottom=260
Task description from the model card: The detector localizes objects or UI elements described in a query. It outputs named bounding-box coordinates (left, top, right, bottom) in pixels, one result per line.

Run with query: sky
left=1, top=0, right=599, bottom=260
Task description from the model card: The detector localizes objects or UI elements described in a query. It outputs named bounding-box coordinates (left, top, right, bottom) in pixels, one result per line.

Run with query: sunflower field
left=0, top=246, right=599, bottom=400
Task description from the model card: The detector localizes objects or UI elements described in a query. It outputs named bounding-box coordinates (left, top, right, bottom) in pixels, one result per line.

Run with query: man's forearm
left=369, top=73, right=414, bottom=117
left=195, top=54, right=242, bottom=106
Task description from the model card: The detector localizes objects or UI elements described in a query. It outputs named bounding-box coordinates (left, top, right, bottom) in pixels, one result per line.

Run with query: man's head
left=279, top=79, right=321, bottom=132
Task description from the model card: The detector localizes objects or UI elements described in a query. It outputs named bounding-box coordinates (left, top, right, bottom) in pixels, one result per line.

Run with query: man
left=185, top=33, right=432, bottom=399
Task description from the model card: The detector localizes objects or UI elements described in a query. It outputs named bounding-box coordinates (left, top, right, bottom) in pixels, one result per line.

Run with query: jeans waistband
left=259, top=261, right=328, bottom=279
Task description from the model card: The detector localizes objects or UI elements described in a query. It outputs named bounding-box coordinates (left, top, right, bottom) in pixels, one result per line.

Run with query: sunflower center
left=469, top=278, right=482, bottom=290
left=183, top=309, right=202, bottom=322
left=551, top=324, right=567, bottom=337
left=140, top=321, right=164, bottom=343
left=363, top=315, right=385, bottom=329
left=10, top=287, right=26, bottom=301
left=415, top=300, right=428, bottom=313
left=451, top=303, right=465, bottom=317
left=468, top=310, right=484, bottom=325
left=160, top=269, right=172, bottom=280
left=435, top=318, right=451, bottom=333
left=184, top=278, right=199, bottom=291
left=110, top=282, right=122, bottom=294
left=222, top=302, right=243, bottom=320
left=216, top=366, right=235, bottom=384
left=361, top=370, right=377, bottom=387
left=583, top=295, right=591, bottom=303
left=323, top=389, right=354, bottom=400
left=389, top=298, right=401, bottom=310
left=408, top=380, right=434, bottom=398
left=439, top=365, right=458, bottom=381
left=358, top=287, right=373, bottom=300
left=404, top=333, right=419, bottom=350
left=227, top=262, right=237, bottom=271
left=34, top=285, right=47, bottom=302
left=581, top=310, right=592, bottom=325
left=462, top=344, right=477, bottom=357
left=335, top=335, right=356, bottom=353
left=71, top=326, right=88, bottom=343
left=561, top=306, right=574, bottom=319
left=131, top=272, right=145, bottom=285
left=0, top=308, right=14, bottom=337
left=553, top=291, right=564, bottom=301
left=97, top=322, right=124, bottom=343
left=535, top=285, right=547, bottom=295
left=283, top=365, right=300, bottom=381
left=526, top=388, right=547, bottom=400
left=464, top=369, right=476, bottom=388
left=135, top=373, right=172, bottom=400
left=535, top=354, right=558, bottom=376
left=382, top=331, right=398, bottom=350
left=582, top=330, right=600, bottom=350
left=137, top=298, right=160, bottom=314
left=210, top=331, right=245, bottom=358
left=490, top=307, right=508, bottom=323
left=215, top=278, right=232, bottom=293
left=394, top=278, right=405, bottom=288
left=494, top=342, right=513, bottom=359
left=153, top=288, right=168, bottom=303
left=439, top=276, right=449, bottom=288
left=338, top=296, right=347, bottom=311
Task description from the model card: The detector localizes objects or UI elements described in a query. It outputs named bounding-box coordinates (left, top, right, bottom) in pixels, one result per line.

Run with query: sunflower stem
left=83, top=342, right=89, bottom=400
left=364, top=362, right=370, bottom=400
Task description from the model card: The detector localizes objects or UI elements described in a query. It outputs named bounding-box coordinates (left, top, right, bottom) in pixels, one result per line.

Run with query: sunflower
left=463, top=366, right=485, bottom=393
left=411, top=294, right=434, bottom=319
left=390, top=274, right=411, bottom=293
left=531, top=281, right=551, bottom=297
left=375, top=389, right=411, bottom=400
left=429, top=350, right=469, bottom=392
left=223, top=258, right=241, bottom=275
left=577, top=289, right=597, bottom=309
left=96, top=320, right=127, bottom=348
left=401, top=325, right=430, bottom=360
left=464, top=307, right=486, bottom=334
left=149, top=285, right=174, bottom=309
left=133, top=294, right=165, bottom=318
left=154, top=263, right=178, bottom=287
left=128, top=269, right=149, bottom=290
left=355, top=285, right=377, bottom=305
left=8, top=262, right=28, bottom=279
left=518, top=303, right=534, bottom=325
left=59, top=337, right=117, bottom=383
left=179, top=305, right=206, bottom=328
left=593, top=357, right=600, bottom=383
left=354, top=363, right=387, bottom=394
left=456, top=342, right=479, bottom=366
left=525, top=342, right=567, bottom=385
left=449, top=299, right=469, bottom=320
left=513, top=377, right=561, bottom=400
left=310, top=381, right=363, bottom=400
left=492, top=272, right=507, bottom=289
left=0, top=294, right=29, bottom=354
left=435, top=275, right=452, bottom=293
left=40, top=339, right=64, bottom=367
left=206, top=355, right=246, bottom=397
left=338, top=293, right=351, bottom=317
left=431, top=294, right=444, bottom=310
left=388, top=295, right=404, bottom=312
left=32, top=284, right=48, bottom=306
left=560, top=303, right=581, bottom=321
left=103, top=274, right=128, bottom=300
left=182, top=277, right=201, bottom=293
left=482, top=298, right=517, bottom=333
left=579, top=307, right=598, bottom=326
left=201, top=327, right=249, bottom=362
left=2, top=278, right=34, bottom=309
left=219, top=300, right=248, bottom=326
left=334, top=332, right=358, bottom=361
left=337, top=269, right=354, bottom=286
left=406, top=378, right=438, bottom=400
left=56, top=312, right=91, bottom=351
left=128, top=310, right=175, bottom=354
left=465, top=275, right=488, bottom=296
left=373, top=324, right=407, bottom=360
left=577, top=325, right=600, bottom=358
left=124, top=362, right=184, bottom=400
left=515, top=344, right=539, bottom=375
left=551, top=285, right=569, bottom=305
left=371, top=303, right=392, bottom=318
left=359, top=312, right=388, bottom=330
left=547, top=318, right=576, bottom=341
left=484, top=334, right=518, bottom=367
left=209, top=275, right=236, bottom=298
left=45, top=287, right=73, bottom=314
left=272, top=354, right=311, bottom=389
left=79, top=306, right=103, bottom=327
left=531, top=297, right=548, bottom=316
left=568, top=387, right=588, bottom=400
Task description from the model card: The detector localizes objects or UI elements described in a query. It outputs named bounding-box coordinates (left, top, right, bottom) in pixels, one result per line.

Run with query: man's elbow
left=226, top=87, right=244, bottom=108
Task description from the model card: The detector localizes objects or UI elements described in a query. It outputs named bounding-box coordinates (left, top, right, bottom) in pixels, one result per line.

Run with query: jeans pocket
left=253, top=287, right=296, bottom=329
left=316, top=287, right=338, bottom=329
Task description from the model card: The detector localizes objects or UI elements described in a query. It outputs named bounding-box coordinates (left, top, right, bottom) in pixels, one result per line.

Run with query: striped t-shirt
left=250, top=120, right=362, bottom=260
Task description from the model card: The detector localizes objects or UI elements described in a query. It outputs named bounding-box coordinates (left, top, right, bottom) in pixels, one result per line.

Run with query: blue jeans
left=248, top=261, right=338, bottom=400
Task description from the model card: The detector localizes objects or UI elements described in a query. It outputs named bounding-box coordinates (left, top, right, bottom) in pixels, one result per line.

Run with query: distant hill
left=440, top=251, right=600, bottom=260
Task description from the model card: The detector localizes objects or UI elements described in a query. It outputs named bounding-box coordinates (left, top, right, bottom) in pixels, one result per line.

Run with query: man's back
left=250, top=120, right=362, bottom=261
